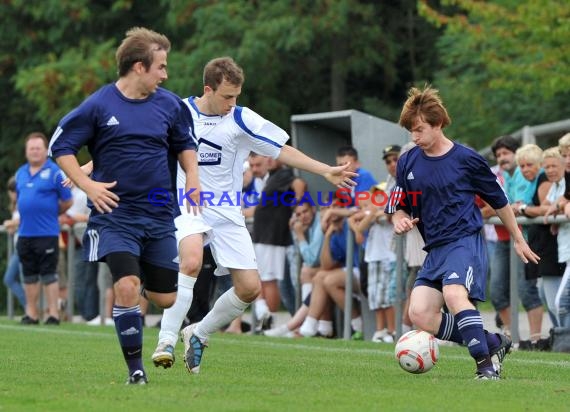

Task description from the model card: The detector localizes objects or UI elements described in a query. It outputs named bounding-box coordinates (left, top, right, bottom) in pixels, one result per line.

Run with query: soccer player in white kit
left=152, top=56, right=357, bottom=374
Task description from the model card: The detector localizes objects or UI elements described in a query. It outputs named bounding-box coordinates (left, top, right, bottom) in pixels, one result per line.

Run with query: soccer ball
left=395, top=330, right=439, bottom=374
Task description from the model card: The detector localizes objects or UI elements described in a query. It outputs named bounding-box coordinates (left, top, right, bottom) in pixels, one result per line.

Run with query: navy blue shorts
left=415, top=232, right=487, bottom=302
left=82, top=221, right=178, bottom=272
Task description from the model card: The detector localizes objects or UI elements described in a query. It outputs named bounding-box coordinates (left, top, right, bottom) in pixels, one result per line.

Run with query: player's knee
left=179, top=255, right=202, bottom=276
left=235, top=278, right=261, bottom=303
left=114, top=277, right=140, bottom=303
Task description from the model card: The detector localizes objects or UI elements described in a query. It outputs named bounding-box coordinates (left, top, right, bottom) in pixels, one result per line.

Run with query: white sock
left=299, top=316, right=318, bottom=337
left=195, top=287, right=249, bottom=341
left=255, top=298, right=269, bottom=319
left=317, top=320, right=333, bottom=337
left=350, top=316, right=363, bottom=333
left=301, top=284, right=312, bottom=301
left=158, top=274, right=196, bottom=346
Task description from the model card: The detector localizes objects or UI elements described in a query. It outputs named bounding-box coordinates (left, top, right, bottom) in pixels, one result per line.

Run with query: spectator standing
left=16, top=132, right=72, bottom=325
left=511, top=144, right=548, bottom=347
left=482, top=135, right=543, bottom=341
left=531, top=147, right=566, bottom=328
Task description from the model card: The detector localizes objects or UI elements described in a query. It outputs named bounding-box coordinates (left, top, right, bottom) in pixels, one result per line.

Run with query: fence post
left=509, top=238, right=520, bottom=344
left=394, top=234, right=405, bottom=339
left=343, top=229, right=355, bottom=340
left=6, top=232, right=14, bottom=319
left=66, top=225, right=75, bottom=321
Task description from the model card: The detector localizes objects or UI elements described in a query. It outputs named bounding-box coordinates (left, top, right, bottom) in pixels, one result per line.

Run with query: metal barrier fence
left=2, top=215, right=569, bottom=344
left=342, top=214, right=570, bottom=343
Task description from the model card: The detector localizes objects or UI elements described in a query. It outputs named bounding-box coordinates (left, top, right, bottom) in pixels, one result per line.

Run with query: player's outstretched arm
left=277, top=145, right=357, bottom=188
left=56, top=155, right=119, bottom=214
left=495, top=204, right=540, bottom=264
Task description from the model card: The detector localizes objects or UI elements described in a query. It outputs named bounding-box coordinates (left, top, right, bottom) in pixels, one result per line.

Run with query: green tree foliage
left=1, top=0, right=436, bottom=178
left=419, top=0, right=570, bottom=146
left=163, top=0, right=439, bottom=128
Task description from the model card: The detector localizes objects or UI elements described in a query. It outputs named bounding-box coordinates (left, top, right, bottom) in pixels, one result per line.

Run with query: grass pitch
left=0, top=319, right=568, bottom=412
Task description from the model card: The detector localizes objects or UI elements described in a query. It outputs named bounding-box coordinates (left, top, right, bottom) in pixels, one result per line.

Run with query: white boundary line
left=1, top=323, right=567, bottom=368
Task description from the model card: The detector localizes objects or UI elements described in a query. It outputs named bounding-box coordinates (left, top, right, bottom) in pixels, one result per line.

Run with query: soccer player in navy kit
left=49, top=27, right=199, bottom=385
left=387, top=86, right=539, bottom=380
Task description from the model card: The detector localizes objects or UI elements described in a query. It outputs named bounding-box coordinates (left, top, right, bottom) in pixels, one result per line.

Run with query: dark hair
left=203, top=57, right=244, bottom=91
left=491, top=135, right=520, bottom=157
left=336, top=146, right=358, bottom=159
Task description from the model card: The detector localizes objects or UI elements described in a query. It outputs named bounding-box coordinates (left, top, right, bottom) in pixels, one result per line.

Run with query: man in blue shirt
left=15, top=132, right=72, bottom=326
left=387, top=85, right=539, bottom=380
left=335, top=146, right=377, bottom=208
left=49, top=27, right=199, bottom=385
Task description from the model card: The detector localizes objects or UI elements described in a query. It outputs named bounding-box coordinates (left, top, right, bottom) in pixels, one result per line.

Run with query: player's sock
left=113, top=304, right=144, bottom=374
left=255, top=298, right=270, bottom=319
left=158, top=273, right=196, bottom=346
left=456, top=309, right=493, bottom=371
left=435, top=312, right=463, bottom=344
left=194, top=287, right=248, bottom=341
left=317, top=320, right=333, bottom=337
left=484, top=330, right=501, bottom=353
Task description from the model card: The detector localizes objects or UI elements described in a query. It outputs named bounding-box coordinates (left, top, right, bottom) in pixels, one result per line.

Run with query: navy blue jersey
left=49, top=84, right=196, bottom=233
left=386, top=143, right=508, bottom=250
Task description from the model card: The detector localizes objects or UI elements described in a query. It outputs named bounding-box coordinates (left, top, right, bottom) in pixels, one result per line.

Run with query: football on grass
left=395, top=330, right=439, bottom=374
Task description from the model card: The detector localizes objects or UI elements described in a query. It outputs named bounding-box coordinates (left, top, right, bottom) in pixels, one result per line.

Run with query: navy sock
left=113, top=305, right=144, bottom=375
left=485, top=330, right=501, bottom=353
left=456, top=309, right=493, bottom=372
left=436, top=312, right=463, bottom=344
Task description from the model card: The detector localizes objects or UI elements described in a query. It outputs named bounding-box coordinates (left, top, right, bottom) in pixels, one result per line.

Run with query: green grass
left=0, top=319, right=569, bottom=412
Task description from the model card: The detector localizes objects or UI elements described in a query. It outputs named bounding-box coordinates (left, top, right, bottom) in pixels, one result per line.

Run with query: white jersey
left=176, top=97, right=289, bottom=225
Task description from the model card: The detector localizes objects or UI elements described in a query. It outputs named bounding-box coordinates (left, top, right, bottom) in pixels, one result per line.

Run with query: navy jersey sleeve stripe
left=233, top=106, right=283, bottom=148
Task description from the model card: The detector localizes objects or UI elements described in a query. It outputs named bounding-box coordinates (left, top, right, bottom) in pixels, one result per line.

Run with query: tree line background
left=0, top=0, right=569, bottom=211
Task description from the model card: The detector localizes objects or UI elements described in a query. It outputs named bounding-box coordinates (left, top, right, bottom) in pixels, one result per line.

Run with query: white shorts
left=174, top=212, right=213, bottom=248
left=202, top=209, right=257, bottom=276
left=254, top=244, right=286, bottom=281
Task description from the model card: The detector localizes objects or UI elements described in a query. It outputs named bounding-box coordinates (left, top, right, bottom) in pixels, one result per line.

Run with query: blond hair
left=542, top=146, right=562, bottom=161
left=515, top=144, right=543, bottom=166
left=399, top=85, right=451, bottom=131
left=559, top=133, right=570, bottom=150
